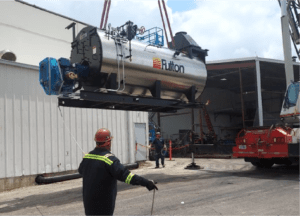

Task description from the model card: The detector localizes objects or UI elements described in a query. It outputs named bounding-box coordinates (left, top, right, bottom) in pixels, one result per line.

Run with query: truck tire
left=251, top=162, right=264, bottom=168
left=284, top=161, right=293, bottom=166
left=274, top=159, right=293, bottom=166
left=251, top=160, right=274, bottom=168
left=260, top=159, right=274, bottom=168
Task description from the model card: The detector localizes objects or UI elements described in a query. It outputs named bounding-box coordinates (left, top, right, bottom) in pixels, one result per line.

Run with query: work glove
left=146, top=180, right=158, bottom=191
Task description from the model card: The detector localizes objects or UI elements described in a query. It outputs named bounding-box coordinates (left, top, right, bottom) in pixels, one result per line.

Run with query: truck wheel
left=274, top=158, right=293, bottom=166
left=260, top=159, right=274, bottom=168
left=284, top=161, right=293, bottom=166
left=251, top=162, right=264, bottom=168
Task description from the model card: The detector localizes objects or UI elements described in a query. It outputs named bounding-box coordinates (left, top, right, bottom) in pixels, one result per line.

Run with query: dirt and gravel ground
left=0, top=158, right=299, bottom=215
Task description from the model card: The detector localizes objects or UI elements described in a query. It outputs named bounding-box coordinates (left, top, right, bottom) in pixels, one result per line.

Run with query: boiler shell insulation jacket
left=70, top=26, right=207, bottom=101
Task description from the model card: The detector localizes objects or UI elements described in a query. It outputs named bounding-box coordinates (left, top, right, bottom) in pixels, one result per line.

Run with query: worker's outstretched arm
left=107, top=156, right=158, bottom=191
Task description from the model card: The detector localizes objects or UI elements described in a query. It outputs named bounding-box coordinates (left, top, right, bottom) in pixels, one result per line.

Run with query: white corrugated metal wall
left=0, top=60, right=148, bottom=178
left=0, top=1, right=88, bottom=66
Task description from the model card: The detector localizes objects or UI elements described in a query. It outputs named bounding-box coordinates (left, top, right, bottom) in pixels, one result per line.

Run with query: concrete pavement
left=0, top=158, right=298, bottom=215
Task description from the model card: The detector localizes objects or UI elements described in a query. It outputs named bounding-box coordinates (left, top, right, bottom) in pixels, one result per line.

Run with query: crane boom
left=281, top=0, right=294, bottom=87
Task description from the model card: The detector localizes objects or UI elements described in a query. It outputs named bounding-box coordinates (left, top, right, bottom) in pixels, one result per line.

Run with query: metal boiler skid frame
left=58, top=89, right=203, bottom=113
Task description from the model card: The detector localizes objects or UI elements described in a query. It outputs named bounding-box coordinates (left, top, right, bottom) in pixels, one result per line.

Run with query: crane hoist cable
left=158, top=0, right=175, bottom=48
left=100, top=0, right=111, bottom=29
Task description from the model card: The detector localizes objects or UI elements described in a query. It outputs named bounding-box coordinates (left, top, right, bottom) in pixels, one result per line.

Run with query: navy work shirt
left=152, top=138, right=164, bottom=154
left=78, top=147, right=149, bottom=216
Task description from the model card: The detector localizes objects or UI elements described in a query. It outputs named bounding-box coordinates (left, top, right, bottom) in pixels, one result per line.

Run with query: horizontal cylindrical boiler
left=70, top=26, right=208, bottom=101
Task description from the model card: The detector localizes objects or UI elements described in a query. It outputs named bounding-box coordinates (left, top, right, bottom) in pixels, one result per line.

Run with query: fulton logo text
left=153, top=58, right=184, bottom=73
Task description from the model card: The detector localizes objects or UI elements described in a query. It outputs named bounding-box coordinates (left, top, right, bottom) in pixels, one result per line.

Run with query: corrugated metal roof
left=207, top=57, right=300, bottom=66
left=0, top=59, right=38, bottom=70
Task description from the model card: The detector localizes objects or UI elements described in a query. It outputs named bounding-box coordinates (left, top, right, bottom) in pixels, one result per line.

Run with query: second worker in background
left=152, top=132, right=166, bottom=168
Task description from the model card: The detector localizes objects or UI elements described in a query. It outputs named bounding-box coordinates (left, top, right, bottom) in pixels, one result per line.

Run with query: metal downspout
left=255, top=59, right=264, bottom=126
left=239, top=67, right=246, bottom=128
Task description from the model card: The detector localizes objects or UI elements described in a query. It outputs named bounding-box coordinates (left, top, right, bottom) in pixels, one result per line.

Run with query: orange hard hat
left=94, top=128, right=112, bottom=143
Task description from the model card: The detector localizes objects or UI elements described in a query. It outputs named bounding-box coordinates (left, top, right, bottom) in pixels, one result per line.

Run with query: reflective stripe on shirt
left=84, top=154, right=113, bottom=165
left=125, top=173, right=135, bottom=184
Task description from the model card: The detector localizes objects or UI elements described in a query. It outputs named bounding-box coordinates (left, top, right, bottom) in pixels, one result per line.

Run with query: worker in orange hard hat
left=78, top=128, right=158, bottom=216
left=94, top=128, right=113, bottom=150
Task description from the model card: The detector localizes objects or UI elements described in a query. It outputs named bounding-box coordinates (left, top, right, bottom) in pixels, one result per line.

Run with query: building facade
left=156, top=57, right=300, bottom=145
left=0, top=0, right=148, bottom=191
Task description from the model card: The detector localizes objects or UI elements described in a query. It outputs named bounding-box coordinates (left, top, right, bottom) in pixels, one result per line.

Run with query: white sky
left=24, top=0, right=297, bottom=61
